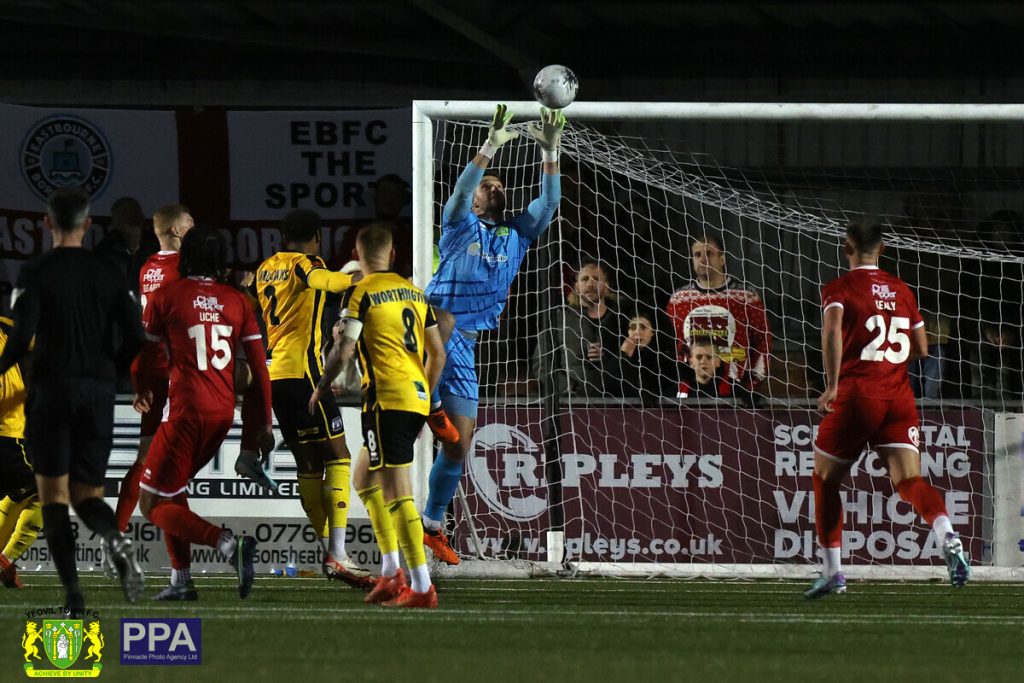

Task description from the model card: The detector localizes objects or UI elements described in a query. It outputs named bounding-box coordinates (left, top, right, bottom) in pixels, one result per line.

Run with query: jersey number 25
left=860, top=315, right=910, bottom=364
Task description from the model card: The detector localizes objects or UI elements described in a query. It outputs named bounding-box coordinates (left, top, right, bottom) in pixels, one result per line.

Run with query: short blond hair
left=153, top=203, right=189, bottom=236
left=356, top=222, right=394, bottom=260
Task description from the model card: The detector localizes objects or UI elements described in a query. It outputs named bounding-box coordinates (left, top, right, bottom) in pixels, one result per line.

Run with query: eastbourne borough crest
left=20, top=115, right=112, bottom=201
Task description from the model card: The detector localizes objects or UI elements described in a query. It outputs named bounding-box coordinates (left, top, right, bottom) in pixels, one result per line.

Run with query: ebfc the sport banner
left=458, top=407, right=985, bottom=566
left=226, top=109, right=411, bottom=221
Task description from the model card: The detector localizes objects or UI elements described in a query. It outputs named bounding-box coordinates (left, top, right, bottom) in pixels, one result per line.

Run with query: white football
left=533, top=65, right=578, bottom=109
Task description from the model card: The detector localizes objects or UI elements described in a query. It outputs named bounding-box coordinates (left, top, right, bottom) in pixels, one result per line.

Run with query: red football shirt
left=133, top=251, right=181, bottom=381
left=143, top=277, right=263, bottom=421
left=821, top=265, right=924, bottom=399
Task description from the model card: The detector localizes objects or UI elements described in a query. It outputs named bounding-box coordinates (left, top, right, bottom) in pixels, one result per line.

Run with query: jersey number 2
left=263, top=286, right=281, bottom=326
left=860, top=315, right=910, bottom=364
left=188, top=324, right=234, bottom=371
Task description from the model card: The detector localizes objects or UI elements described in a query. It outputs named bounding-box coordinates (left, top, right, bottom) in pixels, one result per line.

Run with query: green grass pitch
left=3, top=574, right=1022, bottom=682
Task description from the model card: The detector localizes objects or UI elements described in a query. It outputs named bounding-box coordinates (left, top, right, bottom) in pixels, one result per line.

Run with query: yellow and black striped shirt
left=341, top=272, right=437, bottom=414
left=0, top=316, right=27, bottom=439
left=256, top=252, right=344, bottom=381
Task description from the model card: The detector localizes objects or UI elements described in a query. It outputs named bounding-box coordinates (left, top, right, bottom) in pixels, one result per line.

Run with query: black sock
left=64, top=591, right=85, bottom=619
left=41, top=503, right=80, bottom=595
left=74, top=497, right=119, bottom=542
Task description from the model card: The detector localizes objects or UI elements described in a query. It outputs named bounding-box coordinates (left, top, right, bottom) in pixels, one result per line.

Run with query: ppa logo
left=120, top=618, right=201, bottom=666
left=20, top=116, right=112, bottom=202
left=466, top=423, right=546, bottom=521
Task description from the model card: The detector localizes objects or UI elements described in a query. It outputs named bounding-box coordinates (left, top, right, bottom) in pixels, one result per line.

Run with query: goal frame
left=410, top=101, right=1024, bottom=581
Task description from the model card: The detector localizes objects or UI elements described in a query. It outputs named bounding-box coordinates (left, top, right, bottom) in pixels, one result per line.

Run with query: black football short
left=0, top=436, right=35, bottom=501
left=272, top=378, right=344, bottom=445
left=26, top=378, right=115, bottom=487
left=361, top=410, right=426, bottom=471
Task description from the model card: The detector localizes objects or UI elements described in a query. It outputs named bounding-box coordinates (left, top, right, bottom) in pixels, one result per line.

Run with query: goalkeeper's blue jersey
left=426, top=214, right=533, bottom=331
left=426, top=162, right=560, bottom=331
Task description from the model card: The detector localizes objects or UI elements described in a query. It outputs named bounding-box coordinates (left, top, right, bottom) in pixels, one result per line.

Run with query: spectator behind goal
left=617, top=308, right=676, bottom=404
left=969, top=321, right=1024, bottom=406
left=677, top=337, right=728, bottom=398
left=666, top=233, right=770, bottom=403
left=534, top=260, right=626, bottom=398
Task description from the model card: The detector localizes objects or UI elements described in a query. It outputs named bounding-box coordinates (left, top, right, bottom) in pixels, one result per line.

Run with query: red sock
left=163, top=493, right=192, bottom=570
left=812, top=472, right=843, bottom=548
left=148, top=498, right=223, bottom=549
left=895, top=476, right=947, bottom=524
left=115, top=463, right=144, bottom=532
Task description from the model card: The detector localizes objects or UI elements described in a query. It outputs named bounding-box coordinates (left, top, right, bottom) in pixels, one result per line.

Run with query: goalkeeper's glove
left=479, top=104, right=518, bottom=159
left=528, top=107, right=567, bottom=162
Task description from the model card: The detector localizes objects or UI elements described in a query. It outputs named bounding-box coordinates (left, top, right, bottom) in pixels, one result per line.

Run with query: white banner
left=227, top=109, right=411, bottom=220
left=0, top=103, right=179, bottom=214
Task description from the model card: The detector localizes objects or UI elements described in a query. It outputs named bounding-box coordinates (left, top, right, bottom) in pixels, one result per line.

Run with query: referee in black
left=0, top=187, right=145, bottom=615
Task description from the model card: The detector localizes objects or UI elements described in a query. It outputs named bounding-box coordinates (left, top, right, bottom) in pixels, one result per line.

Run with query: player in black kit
left=0, top=187, right=146, bottom=615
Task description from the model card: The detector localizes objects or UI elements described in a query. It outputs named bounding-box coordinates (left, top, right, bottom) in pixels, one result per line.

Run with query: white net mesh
left=425, top=109, right=1024, bottom=575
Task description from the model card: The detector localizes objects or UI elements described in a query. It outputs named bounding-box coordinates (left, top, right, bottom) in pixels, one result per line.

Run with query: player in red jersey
left=806, top=219, right=970, bottom=599
left=116, top=204, right=192, bottom=533
left=136, top=227, right=273, bottom=600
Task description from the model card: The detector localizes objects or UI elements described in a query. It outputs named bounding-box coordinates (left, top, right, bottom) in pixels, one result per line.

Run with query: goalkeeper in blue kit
left=422, top=104, right=566, bottom=564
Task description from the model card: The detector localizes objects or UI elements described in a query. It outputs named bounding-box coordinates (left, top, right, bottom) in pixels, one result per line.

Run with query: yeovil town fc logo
left=20, top=115, right=112, bottom=201
left=21, top=613, right=104, bottom=677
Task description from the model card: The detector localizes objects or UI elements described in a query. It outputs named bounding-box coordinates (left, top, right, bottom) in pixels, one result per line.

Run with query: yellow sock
left=357, top=485, right=398, bottom=556
left=3, top=498, right=41, bottom=562
left=322, top=459, right=351, bottom=556
left=0, top=496, right=32, bottom=549
left=322, top=459, right=351, bottom=531
left=297, top=473, right=327, bottom=542
left=388, top=496, right=427, bottom=571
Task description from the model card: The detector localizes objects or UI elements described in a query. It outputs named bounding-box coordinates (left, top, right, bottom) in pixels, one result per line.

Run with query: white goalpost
left=411, top=101, right=1024, bottom=581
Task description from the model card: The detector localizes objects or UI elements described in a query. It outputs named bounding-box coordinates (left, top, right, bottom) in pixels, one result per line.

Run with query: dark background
left=3, top=1, right=1024, bottom=107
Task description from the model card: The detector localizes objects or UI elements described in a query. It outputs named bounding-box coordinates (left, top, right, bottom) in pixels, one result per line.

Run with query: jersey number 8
left=860, top=315, right=910, bottom=364
left=401, top=308, right=418, bottom=353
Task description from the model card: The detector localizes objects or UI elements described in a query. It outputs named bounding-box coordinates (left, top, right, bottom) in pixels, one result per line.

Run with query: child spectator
left=677, top=337, right=730, bottom=398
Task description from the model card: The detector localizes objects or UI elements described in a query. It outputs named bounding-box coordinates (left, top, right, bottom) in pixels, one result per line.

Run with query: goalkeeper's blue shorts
left=438, top=328, right=478, bottom=419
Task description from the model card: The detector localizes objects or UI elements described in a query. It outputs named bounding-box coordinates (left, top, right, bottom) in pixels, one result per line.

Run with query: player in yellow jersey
left=250, top=209, right=370, bottom=586
left=0, top=317, right=42, bottom=589
left=311, top=223, right=445, bottom=608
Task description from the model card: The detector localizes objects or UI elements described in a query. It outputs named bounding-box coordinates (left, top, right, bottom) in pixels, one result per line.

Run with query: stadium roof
left=2, top=1, right=1024, bottom=106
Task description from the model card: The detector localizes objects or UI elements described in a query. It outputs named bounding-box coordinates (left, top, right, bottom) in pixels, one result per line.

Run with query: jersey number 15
left=187, top=324, right=234, bottom=371
left=860, top=315, right=910, bottom=364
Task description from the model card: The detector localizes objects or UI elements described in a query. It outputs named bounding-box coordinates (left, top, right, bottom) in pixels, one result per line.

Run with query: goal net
left=411, top=102, right=1024, bottom=580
